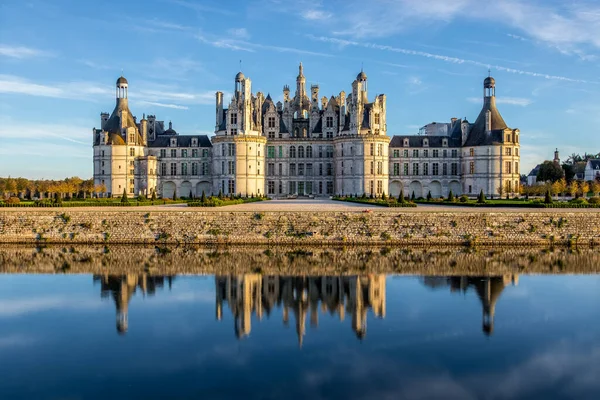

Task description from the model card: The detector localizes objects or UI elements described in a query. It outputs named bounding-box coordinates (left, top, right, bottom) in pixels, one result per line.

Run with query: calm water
left=1, top=272, right=599, bottom=400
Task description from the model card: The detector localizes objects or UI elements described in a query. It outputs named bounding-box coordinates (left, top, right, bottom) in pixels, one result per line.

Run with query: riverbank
left=2, top=245, right=599, bottom=275
left=1, top=208, right=599, bottom=246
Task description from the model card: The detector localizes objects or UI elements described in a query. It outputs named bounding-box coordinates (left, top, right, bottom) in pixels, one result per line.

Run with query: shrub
left=200, top=190, right=206, bottom=203
left=447, top=190, right=455, bottom=202
left=477, top=190, right=486, bottom=204
left=121, top=189, right=129, bottom=204
left=426, top=191, right=432, bottom=201
left=588, top=197, right=600, bottom=205
left=151, top=191, right=157, bottom=201
left=398, top=189, right=405, bottom=204
left=6, top=197, right=20, bottom=204
left=544, top=190, right=552, bottom=204
left=459, top=195, right=469, bottom=203
left=411, top=191, right=415, bottom=201
left=569, top=197, right=588, bottom=205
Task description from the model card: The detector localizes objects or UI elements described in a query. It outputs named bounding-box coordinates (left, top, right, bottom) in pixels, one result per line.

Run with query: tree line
left=0, top=177, right=107, bottom=200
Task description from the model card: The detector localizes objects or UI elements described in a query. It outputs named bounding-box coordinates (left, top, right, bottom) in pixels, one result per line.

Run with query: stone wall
left=1, top=210, right=599, bottom=246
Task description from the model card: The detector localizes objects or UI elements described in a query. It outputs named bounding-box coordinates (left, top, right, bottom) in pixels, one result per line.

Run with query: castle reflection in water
left=93, top=273, right=518, bottom=340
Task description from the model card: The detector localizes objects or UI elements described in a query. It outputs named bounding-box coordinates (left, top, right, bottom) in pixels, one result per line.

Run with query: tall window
left=181, top=163, right=188, bottom=175
left=267, top=146, right=275, bottom=158
left=374, top=113, right=380, bottom=124
left=370, top=162, right=374, bottom=174
left=515, top=148, right=519, bottom=156
left=306, top=163, right=313, bottom=176
left=268, top=117, right=275, bottom=128
left=290, top=164, right=296, bottom=176
left=326, top=116, right=334, bottom=128
left=278, top=163, right=282, bottom=176
left=403, top=163, right=409, bottom=175
left=515, top=162, right=519, bottom=174
left=452, top=149, right=458, bottom=158
left=469, top=161, right=475, bottom=174
left=404, top=149, right=409, bottom=157
left=326, top=163, right=332, bottom=176
left=230, top=113, right=237, bottom=125
left=170, top=163, right=176, bottom=176
left=469, top=148, right=474, bottom=157
left=181, top=149, right=188, bottom=158
left=298, top=146, right=304, bottom=158
left=413, top=149, right=419, bottom=158
left=228, top=161, right=235, bottom=174
left=306, top=146, right=312, bottom=158
left=171, top=149, right=177, bottom=157
left=370, top=143, right=374, bottom=156
left=393, top=163, right=400, bottom=176
left=326, top=146, right=333, bottom=158
left=130, top=148, right=135, bottom=156
left=424, top=149, right=429, bottom=158
left=290, top=146, right=296, bottom=158
left=278, top=146, right=283, bottom=158
left=423, top=163, right=429, bottom=175
left=505, top=147, right=512, bottom=156
left=160, top=149, right=166, bottom=158
left=202, top=163, right=209, bottom=175
left=377, top=161, right=383, bottom=174
left=298, top=164, right=304, bottom=176
left=268, top=181, right=275, bottom=194
left=377, top=181, right=383, bottom=194
left=369, top=181, right=374, bottom=195
left=432, top=149, right=439, bottom=158
left=451, top=163, right=458, bottom=175
left=432, top=163, right=439, bottom=175
left=192, top=149, right=198, bottom=157
left=442, top=163, right=447, bottom=176
left=326, top=182, right=333, bottom=195
left=161, top=163, right=166, bottom=176
left=505, top=161, right=512, bottom=174
left=318, top=146, right=323, bottom=158
left=378, top=144, right=383, bottom=156
left=319, top=164, right=323, bottom=176
left=228, top=144, right=235, bottom=156
left=192, top=162, right=198, bottom=175
left=228, top=180, right=235, bottom=195
left=412, top=163, right=419, bottom=175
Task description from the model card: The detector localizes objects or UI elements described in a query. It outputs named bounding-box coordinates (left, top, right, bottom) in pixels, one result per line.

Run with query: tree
left=151, top=189, right=157, bottom=201
left=591, top=180, right=600, bottom=197
left=218, top=190, right=223, bottom=199
left=544, top=190, right=552, bottom=204
left=447, top=190, right=454, bottom=202
left=172, top=189, right=177, bottom=200
left=569, top=181, right=579, bottom=198
left=189, top=190, right=194, bottom=200
left=477, top=189, right=486, bottom=204
left=537, top=161, right=564, bottom=183
left=381, top=191, right=387, bottom=200
left=426, top=191, right=432, bottom=201
left=497, top=183, right=504, bottom=197
left=200, top=190, right=206, bottom=203
left=398, top=189, right=405, bottom=203
left=121, top=189, right=129, bottom=204
left=553, top=178, right=567, bottom=200
left=562, top=163, right=576, bottom=182
left=580, top=181, right=590, bottom=198
left=411, top=191, right=415, bottom=201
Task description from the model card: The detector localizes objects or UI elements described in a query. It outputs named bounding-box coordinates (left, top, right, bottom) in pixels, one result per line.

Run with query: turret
left=216, top=91, right=224, bottom=131
left=296, top=62, right=306, bottom=100
left=483, top=75, right=496, bottom=108
left=140, top=114, right=148, bottom=145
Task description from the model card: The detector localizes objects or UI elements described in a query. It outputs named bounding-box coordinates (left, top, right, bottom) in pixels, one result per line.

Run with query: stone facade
left=93, top=68, right=519, bottom=198
left=1, top=211, right=598, bottom=246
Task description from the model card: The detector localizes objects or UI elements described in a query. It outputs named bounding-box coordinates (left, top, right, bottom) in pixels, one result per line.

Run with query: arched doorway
left=389, top=180, right=403, bottom=198
left=429, top=181, right=442, bottom=198
left=409, top=181, right=423, bottom=198
left=181, top=181, right=192, bottom=198
left=162, top=181, right=176, bottom=199
left=196, top=181, right=212, bottom=197
left=449, top=180, right=461, bottom=196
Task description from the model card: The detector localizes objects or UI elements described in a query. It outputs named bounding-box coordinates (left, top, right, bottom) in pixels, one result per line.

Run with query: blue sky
left=0, top=0, right=599, bottom=179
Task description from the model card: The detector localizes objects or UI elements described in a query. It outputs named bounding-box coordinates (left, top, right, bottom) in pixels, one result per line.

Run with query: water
left=1, top=247, right=599, bottom=400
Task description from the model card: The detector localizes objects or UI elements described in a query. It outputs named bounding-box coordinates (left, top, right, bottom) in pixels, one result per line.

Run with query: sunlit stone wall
left=0, top=211, right=599, bottom=246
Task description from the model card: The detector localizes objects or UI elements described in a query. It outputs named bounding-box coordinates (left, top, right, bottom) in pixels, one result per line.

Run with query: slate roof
left=218, top=108, right=227, bottom=131
left=149, top=135, right=212, bottom=148
left=588, top=159, right=600, bottom=169
left=527, top=164, right=541, bottom=177
left=279, top=114, right=288, bottom=133
left=463, top=99, right=510, bottom=146
left=312, top=118, right=322, bottom=133
left=389, top=135, right=461, bottom=148
left=103, top=100, right=138, bottom=134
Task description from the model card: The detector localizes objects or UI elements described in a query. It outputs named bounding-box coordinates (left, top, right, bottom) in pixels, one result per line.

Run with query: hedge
left=333, top=197, right=417, bottom=208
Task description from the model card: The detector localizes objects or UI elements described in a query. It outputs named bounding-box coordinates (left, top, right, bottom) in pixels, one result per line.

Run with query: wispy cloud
left=302, top=9, right=331, bottom=20
left=467, top=97, right=533, bottom=106
left=307, top=35, right=595, bottom=83
left=135, top=101, right=189, bottom=110
left=227, top=28, right=250, bottom=39
left=167, top=0, right=234, bottom=15
left=0, top=74, right=111, bottom=100
left=0, top=44, right=52, bottom=59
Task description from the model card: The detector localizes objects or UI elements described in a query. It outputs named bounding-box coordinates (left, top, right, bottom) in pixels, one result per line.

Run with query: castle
left=93, top=65, right=521, bottom=198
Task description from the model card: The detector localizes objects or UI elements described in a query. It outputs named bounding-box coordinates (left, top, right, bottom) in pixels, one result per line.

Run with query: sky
left=0, top=0, right=599, bottom=179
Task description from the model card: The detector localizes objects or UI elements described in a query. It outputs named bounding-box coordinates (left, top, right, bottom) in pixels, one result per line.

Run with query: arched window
left=289, top=146, right=296, bottom=158
left=298, top=146, right=304, bottom=158
left=306, top=145, right=312, bottom=158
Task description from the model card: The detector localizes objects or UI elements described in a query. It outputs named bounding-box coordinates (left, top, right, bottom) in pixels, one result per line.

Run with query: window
left=161, top=163, right=166, bottom=176
left=452, top=149, right=458, bottom=158
left=451, top=163, right=458, bottom=175
left=228, top=161, right=235, bottom=174
left=432, top=163, right=439, bottom=175
left=279, top=181, right=283, bottom=194
left=202, top=149, right=209, bottom=158
left=278, top=163, right=282, bottom=175
left=505, top=147, right=512, bottom=156
left=370, top=162, right=374, bottom=174
left=170, top=163, right=177, bottom=175
left=306, top=163, right=313, bottom=176
left=306, top=182, right=313, bottom=195
left=267, top=163, right=275, bottom=175
left=228, top=180, right=235, bottom=195
left=221, top=161, right=225, bottom=174
left=319, top=164, right=323, bottom=176
left=192, top=162, right=198, bottom=175
left=469, top=148, right=474, bottom=157
left=377, top=180, right=383, bottom=194
left=228, top=144, right=235, bottom=156
left=101, top=150, right=105, bottom=157
left=130, top=148, right=135, bottom=157
left=505, top=161, right=512, bottom=174
left=424, top=149, right=429, bottom=157
left=192, top=149, right=198, bottom=157
left=230, top=113, right=237, bottom=125
left=515, top=162, right=519, bottom=174
left=319, top=182, right=323, bottom=194
left=290, top=164, right=296, bottom=176
left=278, top=146, right=283, bottom=158
left=378, top=144, right=383, bottom=156
left=181, top=163, right=188, bottom=175
left=326, top=163, right=332, bottom=176
left=413, top=149, right=419, bottom=158
left=289, top=181, right=296, bottom=194
left=469, top=161, right=475, bottom=174
left=393, top=163, right=400, bottom=176
left=370, top=143, right=374, bottom=156
left=326, top=116, right=334, bottom=128
left=268, top=146, right=275, bottom=158
left=326, top=181, right=333, bottom=194
left=443, top=149, right=447, bottom=158
left=202, top=162, right=209, bottom=175
left=326, top=146, right=333, bottom=158
left=306, top=146, right=312, bottom=158
left=403, top=163, right=409, bottom=175
left=423, top=163, right=429, bottom=175
left=268, top=131, right=275, bottom=139
left=412, top=163, right=419, bottom=175
left=374, top=113, right=380, bottom=124
left=268, top=117, right=275, bottom=128
left=377, top=161, right=383, bottom=174
left=290, top=146, right=296, bottom=158
left=403, top=149, right=409, bottom=158
left=298, top=146, right=304, bottom=158
left=442, top=163, right=447, bottom=176
left=393, top=149, right=400, bottom=158
left=160, top=149, right=166, bottom=158
left=298, top=164, right=304, bottom=176
left=268, top=181, right=275, bottom=194
left=171, top=149, right=177, bottom=157
left=369, top=181, right=374, bottom=195
left=515, top=148, right=519, bottom=156
left=231, top=128, right=237, bottom=135
left=181, top=149, right=187, bottom=158
left=318, top=146, right=323, bottom=158
left=433, top=149, right=439, bottom=158
left=326, top=131, right=333, bottom=139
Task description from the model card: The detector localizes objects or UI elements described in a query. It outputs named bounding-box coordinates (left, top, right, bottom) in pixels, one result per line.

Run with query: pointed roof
left=464, top=98, right=510, bottom=146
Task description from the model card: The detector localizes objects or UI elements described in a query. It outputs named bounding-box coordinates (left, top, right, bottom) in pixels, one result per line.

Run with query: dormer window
left=423, top=138, right=429, bottom=147
left=170, top=138, right=177, bottom=147
left=442, top=139, right=448, bottom=147
left=403, top=139, right=409, bottom=147
left=192, top=138, right=198, bottom=147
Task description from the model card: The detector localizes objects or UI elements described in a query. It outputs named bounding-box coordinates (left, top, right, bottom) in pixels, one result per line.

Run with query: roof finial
left=361, top=62, right=364, bottom=72
left=239, top=59, right=242, bottom=72
left=488, top=68, right=491, bottom=77
left=169, top=120, right=172, bottom=129
left=299, top=61, right=303, bottom=76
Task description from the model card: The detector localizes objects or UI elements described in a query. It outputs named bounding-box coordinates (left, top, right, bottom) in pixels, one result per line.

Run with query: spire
left=169, top=121, right=172, bottom=130
left=298, top=62, right=304, bottom=78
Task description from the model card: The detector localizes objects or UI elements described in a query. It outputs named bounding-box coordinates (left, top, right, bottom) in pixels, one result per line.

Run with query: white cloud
left=135, top=101, right=189, bottom=110
left=0, top=74, right=111, bottom=100
left=0, top=44, right=52, bottom=59
left=302, top=10, right=331, bottom=20
left=227, top=28, right=250, bottom=39
left=308, top=35, right=593, bottom=83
